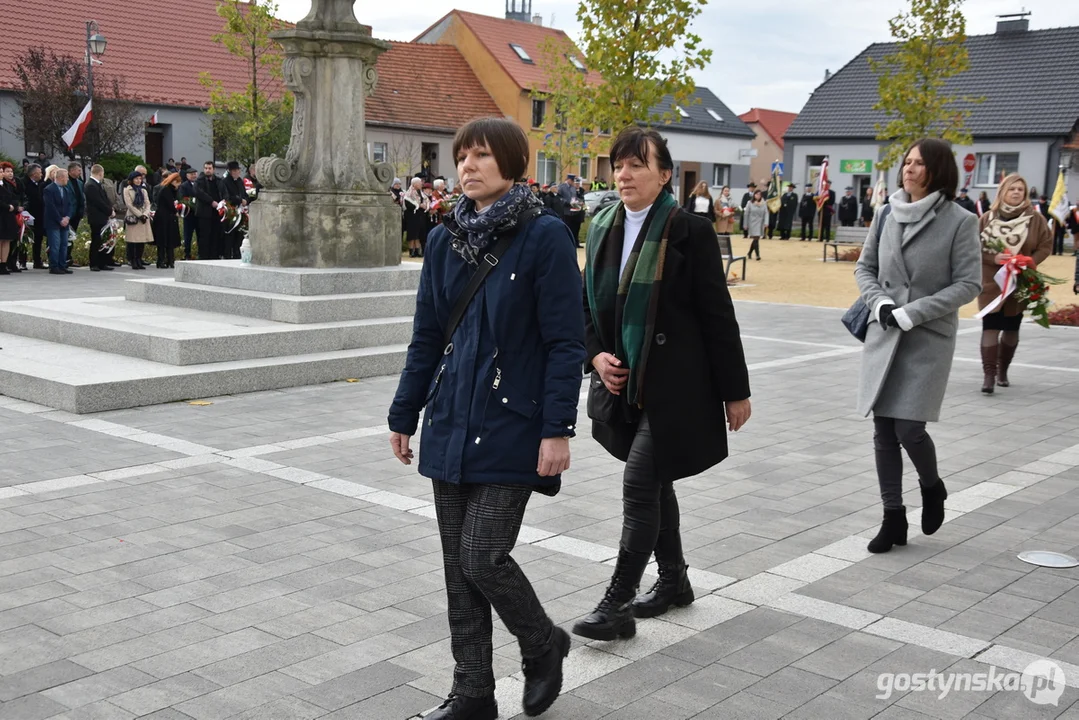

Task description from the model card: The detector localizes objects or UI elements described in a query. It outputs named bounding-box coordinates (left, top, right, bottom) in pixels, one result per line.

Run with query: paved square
left=2, top=274, right=1079, bottom=719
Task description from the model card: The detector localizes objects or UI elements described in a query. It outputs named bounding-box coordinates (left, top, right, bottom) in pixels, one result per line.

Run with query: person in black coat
left=194, top=161, right=228, bottom=260
left=223, top=161, right=247, bottom=260
left=23, top=165, right=46, bottom=268
left=954, top=187, right=976, bottom=215
left=575, top=126, right=751, bottom=642
left=683, top=182, right=715, bottom=223
left=798, top=184, right=816, bottom=240
left=0, top=162, right=17, bottom=275
left=778, top=182, right=798, bottom=239
left=861, top=187, right=875, bottom=226
left=818, top=182, right=836, bottom=240
left=739, top=182, right=756, bottom=237
left=542, top=184, right=566, bottom=217
left=84, top=164, right=115, bottom=271
left=153, top=173, right=183, bottom=268
left=179, top=167, right=200, bottom=260
left=838, top=186, right=859, bottom=226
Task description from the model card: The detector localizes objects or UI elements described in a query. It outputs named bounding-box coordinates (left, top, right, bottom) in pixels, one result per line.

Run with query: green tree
left=870, top=0, right=982, bottom=170
left=530, top=35, right=602, bottom=183
left=200, top=0, right=292, bottom=165
left=574, top=0, right=711, bottom=132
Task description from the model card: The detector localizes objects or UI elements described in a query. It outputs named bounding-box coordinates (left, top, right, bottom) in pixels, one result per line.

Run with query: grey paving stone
left=742, top=666, right=837, bottom=710
left=294, top=660, right=420, bottom=710
left=108, top=672, right=221, bottom=717
left=573, top=652, right=699, bottom=709
left=322, top=684, right=440, bottom=719
left=792, top=631, right=904, bottom=681
left=173, top=670, right=310, bottom=720
left=687, top=688, right=790, bottom=719
left=0, top=658, right=93, bottom=702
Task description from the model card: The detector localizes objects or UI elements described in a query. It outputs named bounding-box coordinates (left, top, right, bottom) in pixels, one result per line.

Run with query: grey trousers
left=873, top=415, right=940, bottom=510
left=433, top=480, right=552, bottom=698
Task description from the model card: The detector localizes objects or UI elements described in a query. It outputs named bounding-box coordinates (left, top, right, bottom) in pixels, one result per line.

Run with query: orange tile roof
left=1, top=0, right=263, bottom=108
left=416, top=10, right=602, bottom=93
left=738, top=108, right=799, bottom=150
left=367, top=42, right=504, bottom=132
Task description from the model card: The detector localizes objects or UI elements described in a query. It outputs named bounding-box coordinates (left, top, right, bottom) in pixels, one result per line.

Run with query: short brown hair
left=896, top=138, right=959, bottom=200
left=608, top=126, right=674, bottom=194
left=452, top=117, right=529, bottom=181
left=0, top=162, right=12, bottom=170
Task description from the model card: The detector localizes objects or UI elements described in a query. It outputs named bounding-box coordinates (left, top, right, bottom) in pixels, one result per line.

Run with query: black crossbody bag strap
left=441, top=206, right=545, bottom=351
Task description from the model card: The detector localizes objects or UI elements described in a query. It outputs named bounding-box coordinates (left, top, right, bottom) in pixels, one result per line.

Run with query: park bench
left=717, top=234, right=747, bottom=283
left=824, top=226, right=867, bottom=262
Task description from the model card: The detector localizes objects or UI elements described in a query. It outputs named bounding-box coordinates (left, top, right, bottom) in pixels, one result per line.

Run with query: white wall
left=949, top=140, right=1050, bottom=199
left=365, top=127, right=456, bottom=186
left=0, top=93, right=23, bottom=161
left=143, top=106, right=212, bottom=166
left=789, top=142, right=886, bottom=193
left=661, top=129, right=752, bottom=199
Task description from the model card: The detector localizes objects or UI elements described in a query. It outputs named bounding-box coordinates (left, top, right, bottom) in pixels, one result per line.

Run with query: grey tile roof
left=786, top=25, right=1079, bottom=140
left=650, top=86, right=757, bottom=138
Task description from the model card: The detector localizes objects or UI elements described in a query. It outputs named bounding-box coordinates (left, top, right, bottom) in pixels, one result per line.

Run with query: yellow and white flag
left=1049, top=167, right=1069, bottom=225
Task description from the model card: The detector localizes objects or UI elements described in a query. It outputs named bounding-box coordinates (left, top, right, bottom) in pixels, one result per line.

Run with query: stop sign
left=963, top=153, right=976, bottom=173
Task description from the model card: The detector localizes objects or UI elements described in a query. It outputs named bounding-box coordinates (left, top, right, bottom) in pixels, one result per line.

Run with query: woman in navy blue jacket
left=388, top=118, right=585, bottom=720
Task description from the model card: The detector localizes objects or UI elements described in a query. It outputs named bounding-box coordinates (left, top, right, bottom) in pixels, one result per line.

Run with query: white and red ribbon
left=975, top=254, right=1033, bottom=318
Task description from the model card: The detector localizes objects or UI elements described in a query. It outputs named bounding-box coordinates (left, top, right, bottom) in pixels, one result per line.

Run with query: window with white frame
left=674, top=105, right=690, bottom=119
left=537, top=152, right=558, bottom=186
left=975, top=152, right=1020, bottom=186
left=706, top=109, right=724, bottom=122
left=712, top=164, right=730, bottom=187
left=371, top=142, right=387, bottom=164
left=567, top=55, right=585, bottom=71
left=509, top=43, right=533, bottom=63
left=579, top=157, right=589, bottom=179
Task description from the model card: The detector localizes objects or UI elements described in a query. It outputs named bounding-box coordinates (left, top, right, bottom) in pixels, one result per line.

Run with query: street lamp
left=85, top=20, right=106, bottom=162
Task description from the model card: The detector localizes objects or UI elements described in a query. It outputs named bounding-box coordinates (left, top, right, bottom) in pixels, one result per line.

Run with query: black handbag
left=586, top=371, right=619, bottom=423
left=124, top=215, right=139, bottom=226
left=842, top=204, right=892, bottom=342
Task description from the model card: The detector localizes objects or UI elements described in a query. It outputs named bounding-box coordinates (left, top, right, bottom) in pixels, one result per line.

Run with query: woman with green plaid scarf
left=573, top=126, right=753, bottom=642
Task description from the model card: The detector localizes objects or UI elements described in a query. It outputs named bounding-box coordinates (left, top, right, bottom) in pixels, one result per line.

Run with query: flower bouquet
left=217, top=202, right=245, bottom=234
left=16, top=210, right=33, bottom=252
left=99, top=218, right=122, bottom=255
left=175, top=198, right=195, bottom=217
left=243, top=177, right=258, bottom=199
left=721, top=206, right=736, bottom=220
left=977, top=239, right=1064, bottom=328
left=429, top=195, right=458, bottom=217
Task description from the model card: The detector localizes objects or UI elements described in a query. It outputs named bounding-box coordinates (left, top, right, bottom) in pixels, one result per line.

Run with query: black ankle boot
left=921, top=479, right=947, bottom=536
left=632, top=564, right=694, bottom=618
left=426, top=693, right=497, bottom=720
left=521, top=626, right=570, bottom=717
left=572, top=556, right=640, bottom=641
left=867, top=507, right=908, bottom=553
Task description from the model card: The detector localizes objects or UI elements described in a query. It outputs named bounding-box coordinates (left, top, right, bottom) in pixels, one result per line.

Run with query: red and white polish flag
left=149, top=110, right=160, bottom=125
left=62, top=100, right=93, bottom=150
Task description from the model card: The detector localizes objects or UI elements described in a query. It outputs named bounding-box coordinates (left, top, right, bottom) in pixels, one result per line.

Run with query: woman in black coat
left=0, top=162, right=18, bottom=275
left=153, top=173, right=182, bottom=268
left=683, top=181, right=715, bottom=224
left=574, top=126, right=752, bottom=642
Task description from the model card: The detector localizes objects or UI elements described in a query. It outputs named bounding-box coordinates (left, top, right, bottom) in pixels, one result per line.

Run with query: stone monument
left=251, top=0, right=400, bottom=268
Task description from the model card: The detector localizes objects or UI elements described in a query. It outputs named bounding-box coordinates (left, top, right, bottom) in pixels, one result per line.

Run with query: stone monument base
left=0, top=261, right=420, bottom=413
left=250, top=189, right=402, bottom=268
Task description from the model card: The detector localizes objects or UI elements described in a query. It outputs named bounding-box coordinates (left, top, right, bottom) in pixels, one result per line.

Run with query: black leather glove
left=880, top=304, right=899, bottom=329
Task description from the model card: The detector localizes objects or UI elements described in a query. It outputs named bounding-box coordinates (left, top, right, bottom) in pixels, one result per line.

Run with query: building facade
left=737, top=108, right=798, bottom=186
left=784, top=19, right=1079, bottom=202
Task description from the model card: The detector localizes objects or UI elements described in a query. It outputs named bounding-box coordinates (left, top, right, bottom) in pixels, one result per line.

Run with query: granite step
left=0, top=297, right=414, bottom=366
left=0, top=331, right=409, bottom=414
left=125, top=278, right=417, bottom=324
left=173, top=260, right=423, bottom=296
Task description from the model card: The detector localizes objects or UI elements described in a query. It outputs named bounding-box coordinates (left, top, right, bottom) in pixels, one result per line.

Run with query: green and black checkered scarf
left=584, top=190, right=679, bottom=407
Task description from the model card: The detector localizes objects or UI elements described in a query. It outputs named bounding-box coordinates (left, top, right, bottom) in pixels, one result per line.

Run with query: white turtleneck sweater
left=621, top=204, right=652, bottom=277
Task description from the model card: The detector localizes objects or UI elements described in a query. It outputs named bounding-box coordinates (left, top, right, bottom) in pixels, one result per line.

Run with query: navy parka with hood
left=388, top=213, right=586, bottom=488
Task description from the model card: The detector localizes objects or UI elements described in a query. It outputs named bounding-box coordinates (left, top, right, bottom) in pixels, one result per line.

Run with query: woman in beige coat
left=122, top=171, right=154, bottom=269
left=976, top=173, right=1052, bottom=393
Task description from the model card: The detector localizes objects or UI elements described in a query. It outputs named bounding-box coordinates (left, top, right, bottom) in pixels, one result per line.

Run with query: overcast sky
left=278, top=1, right=1079, bottom=115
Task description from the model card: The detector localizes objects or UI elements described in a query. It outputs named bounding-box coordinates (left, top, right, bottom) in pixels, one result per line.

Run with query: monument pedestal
left=250, top=189, right=401, bottom=268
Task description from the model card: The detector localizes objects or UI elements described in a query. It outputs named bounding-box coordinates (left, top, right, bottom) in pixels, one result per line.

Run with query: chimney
left=505, top=0, right=532, bottom=22
left=532, top=14, right=543, bottom=26
left=996, top=11, right=1031, bottom=33
left=823, top=69, right=832, bottom=82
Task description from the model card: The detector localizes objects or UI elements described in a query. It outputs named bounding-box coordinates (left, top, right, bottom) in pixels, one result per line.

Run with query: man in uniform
left=818, top=181, right=836, bottom=241
left=798, top=184, right=816, bottom=241
left=954, top=187, right=977, bottom=214
left=838, top=186, right=859, bottom=227
left=179, top=167, right=200, bottom=260
left=778, top=182, right=798, bottom=240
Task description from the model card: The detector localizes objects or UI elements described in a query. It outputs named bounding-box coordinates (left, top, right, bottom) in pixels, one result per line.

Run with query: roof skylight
left=509, top=43, right=533, bottom=63
left=568, top=55, right=585, bottom=71
left=707, top=108, right=724, bottom=122
left=675, top=105, right=690, bottom=118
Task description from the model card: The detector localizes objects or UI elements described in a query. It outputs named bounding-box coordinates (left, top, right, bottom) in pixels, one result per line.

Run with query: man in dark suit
left=64, top=163, right=87, bottom=266
left=838, top=186, right=859, bottom=227
left=740, top=182, right=756, bottom=237
left=818, top=181, right=836, bottom=241
left=84, top=164, right=114, bottom=271
left=223, top=161, right=247, bottom=259
left=194, top=161, right=227, bottom=259
left=179, top=167, right=200, bottom=260
left=778, top=183, right=799, bottom=239
left=954, top=187, right=976, bottom=215
left=798, top=184, right=816, bottom=241
left=22, top=164, right=46, bottom=268
left=43, top=168, right=73, bottom=274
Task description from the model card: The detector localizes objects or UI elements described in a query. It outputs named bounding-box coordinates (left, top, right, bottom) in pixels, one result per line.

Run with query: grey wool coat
left=854, top=195, right=982, bottom=422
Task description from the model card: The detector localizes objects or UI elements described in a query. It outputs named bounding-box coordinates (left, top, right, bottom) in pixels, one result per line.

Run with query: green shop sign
left=839, top=159, right=873, bottom=174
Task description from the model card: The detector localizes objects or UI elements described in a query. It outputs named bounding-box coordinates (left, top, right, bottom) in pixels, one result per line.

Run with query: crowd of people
left=0, top=156, right=262, bottom=276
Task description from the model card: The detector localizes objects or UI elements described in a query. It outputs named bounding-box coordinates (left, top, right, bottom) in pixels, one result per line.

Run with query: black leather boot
left=521, top=626, right=570, bottom=717
left=426, top=693, right=497, bottom=720
left=920, top=479, right=947, bottom=536
left=572, top=553, right=641, bottom=641
left=998, top=343, right=1016, bottom=387
left=632, top=564, right=694, bottom=618
left=980, top=344, right=997, bottom=394
left=867, top=507, right=908, bottom=554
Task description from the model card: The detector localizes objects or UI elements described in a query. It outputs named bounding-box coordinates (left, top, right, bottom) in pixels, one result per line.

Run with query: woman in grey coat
left=854, top=138, right=982, bottom=554
left=744, top=190, right=767, bottom=260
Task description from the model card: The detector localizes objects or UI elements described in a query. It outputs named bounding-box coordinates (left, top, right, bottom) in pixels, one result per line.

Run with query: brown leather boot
left=998, top=343, right=1016, bottom=387
left=980, top=345, right=997, bottom=394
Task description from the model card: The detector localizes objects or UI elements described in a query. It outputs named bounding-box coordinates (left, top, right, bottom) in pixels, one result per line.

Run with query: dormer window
left=675, top=105, right=690, bottom=118
left=707, top=108, right=724, bottom=122
left=568, top=55, right=585, bottom=71
left=510, top=43, right=533, bottom=63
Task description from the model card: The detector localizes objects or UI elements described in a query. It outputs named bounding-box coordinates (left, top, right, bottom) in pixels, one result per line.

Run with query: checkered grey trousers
left=433, top=480, right=554, bottom=698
